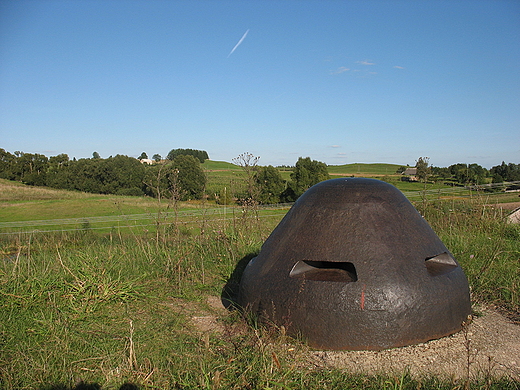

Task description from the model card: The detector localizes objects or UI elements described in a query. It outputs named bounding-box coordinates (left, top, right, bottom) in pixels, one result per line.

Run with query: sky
left=1, top=0, right=519, bottom=169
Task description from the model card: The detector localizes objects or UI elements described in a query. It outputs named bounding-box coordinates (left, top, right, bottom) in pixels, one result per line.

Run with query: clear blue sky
left=1, top=0, right=519, bottom=168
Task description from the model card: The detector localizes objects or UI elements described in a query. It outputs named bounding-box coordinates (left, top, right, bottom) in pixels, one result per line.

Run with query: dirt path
left=194, top=298, right=520, bottom=381
left=489, top=201, right=520, bottom=210
left=308, top=305, right=520, bottom=381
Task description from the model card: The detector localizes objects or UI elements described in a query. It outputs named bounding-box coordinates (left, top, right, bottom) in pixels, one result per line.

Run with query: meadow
left=0, top=165, right=519, bottom=389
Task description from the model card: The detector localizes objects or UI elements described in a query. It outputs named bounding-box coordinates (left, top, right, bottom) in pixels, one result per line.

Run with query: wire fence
left=0, top=205, right=292, bottom=236
left=401, top=180, right=520, bottom=198
left=1, top=182, right=518, bottom=236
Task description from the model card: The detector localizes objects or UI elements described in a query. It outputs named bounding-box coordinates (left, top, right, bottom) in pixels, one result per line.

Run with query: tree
left=449, top=163, right=488, bottom=185
left=166, top=148, right=209, bottom=163
left=490, top=162, right=520, bottom=183
left=449, top=163, right=467, bottom=183
left=467, top=163, right=487, bottom=185
left=14, top=153, right=49, bottom=186
left=68, top=158, right=104, bottom=193
left=152, top=154, right=162, bottom=162
left=92, top=151, right=101, bottom=159
left=0, top=148, right=16, bottom=179
left=101, top=155, right=146, bottom=195
left=46, top=154, right=71, bottom=189
left=57, top=155, right=145, bottom=196
left=287, top=157, right=329, bottom=200
left=138, top=152, right=148, bottom=160
left=168, top=155, right=206, bottom=200
left=431, top=166, right=451, bottom=181
left=255, top=165, right=286, bottom=204
left=415, top=157, right=430, bottom=183
left=396, top=165, right=408, bottom=174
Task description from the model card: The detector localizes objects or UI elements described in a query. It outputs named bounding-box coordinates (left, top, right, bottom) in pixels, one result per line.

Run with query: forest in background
left=1, top=148, right=519, bottom=204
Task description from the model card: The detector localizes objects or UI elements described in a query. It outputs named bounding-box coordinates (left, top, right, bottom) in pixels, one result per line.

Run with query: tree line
left=0, top=148, right=207, bottom=200
left=402, top=158, right=520, bottom=186
left=0, top=148, right=330, bottom=204
left=1, top=147, right=518, bottom=204
left=254, top=158, right=519, bottom=205
left=138, top=148, right=209, bottom=164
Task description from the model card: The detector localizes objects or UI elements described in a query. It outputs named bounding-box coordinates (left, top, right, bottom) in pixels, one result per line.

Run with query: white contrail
left=227, top=29, right=249, bottom=58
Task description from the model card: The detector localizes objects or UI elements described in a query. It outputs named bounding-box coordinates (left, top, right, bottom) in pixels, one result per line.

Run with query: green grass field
left=327, top=162, right=403, bottom=176
left=201, top=160, right=517, bottom=204
left=1, top=170, right=519, bottom=389
left=203, top=160, right=421, bottom=197
left=202, top=160, right=241, bottom=171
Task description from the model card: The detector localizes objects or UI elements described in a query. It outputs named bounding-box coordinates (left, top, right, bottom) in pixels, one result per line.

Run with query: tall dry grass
left=0, top=186, right=519, bottom=389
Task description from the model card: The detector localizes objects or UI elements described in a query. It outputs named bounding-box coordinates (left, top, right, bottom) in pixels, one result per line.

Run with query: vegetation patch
left=328, top=162, right=403, bottom=176
left=0, top=154, right=519, bottom=389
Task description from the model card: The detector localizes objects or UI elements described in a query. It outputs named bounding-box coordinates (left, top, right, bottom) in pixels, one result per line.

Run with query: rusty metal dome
left=238, top=178, right=471, bottom=350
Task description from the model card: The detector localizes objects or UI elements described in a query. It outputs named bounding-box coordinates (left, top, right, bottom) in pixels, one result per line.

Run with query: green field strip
left=0, top=206, right=290, bottom=235
left=0, top=212, right=287, bottom=235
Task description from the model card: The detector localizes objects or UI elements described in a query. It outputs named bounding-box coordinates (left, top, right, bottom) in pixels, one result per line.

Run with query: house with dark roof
left=401, top=167, right=418, bottom=182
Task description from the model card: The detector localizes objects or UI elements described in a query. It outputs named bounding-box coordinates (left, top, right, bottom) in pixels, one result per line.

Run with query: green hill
left=203, top=160, right=405, bottom=176
left=327, top=163, right=403, bottom=176
left=202, top=160, right=240, bottom=171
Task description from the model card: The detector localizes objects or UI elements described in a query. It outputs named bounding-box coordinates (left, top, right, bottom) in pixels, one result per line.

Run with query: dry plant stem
left=462, top=316, right=475, bottom=390
left=211, top=369, right=221, bottom=390
left=56, top=246, right=80, bottom=283
left=232, top=152, right=260, bottom=200
left=128, top=319, right=137, bottom=370
left=272, top=351, right=281, bottom=370
left=26, top=233, right=32, bottom=277
left=11, top=245, right=21, bottom=277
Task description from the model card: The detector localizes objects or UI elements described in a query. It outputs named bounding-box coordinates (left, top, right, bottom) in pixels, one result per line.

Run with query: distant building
left=140, top=158, right=154, bottom=165
left=401, top=167, right=418, bottom=182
